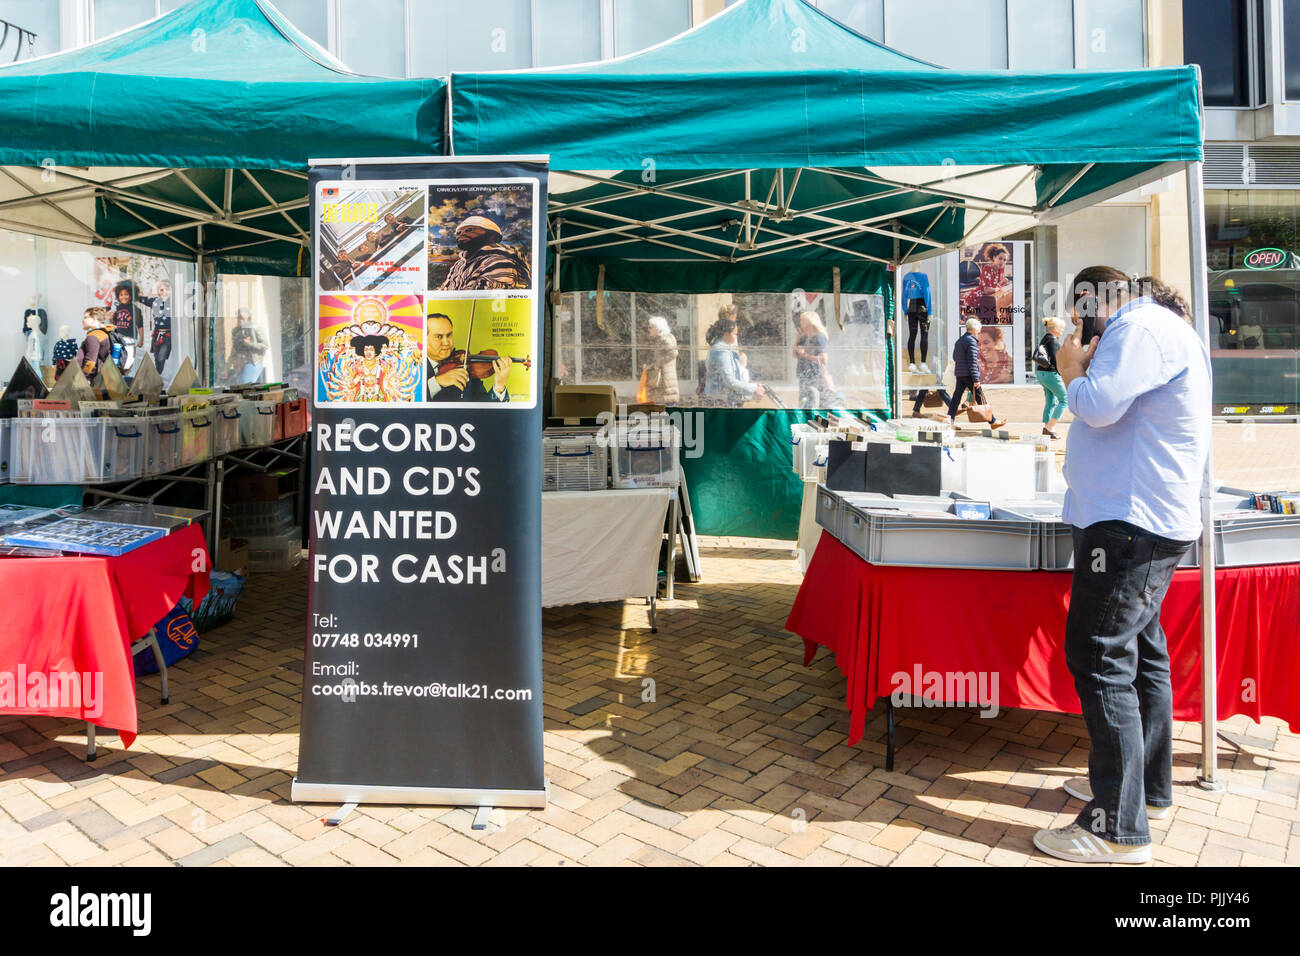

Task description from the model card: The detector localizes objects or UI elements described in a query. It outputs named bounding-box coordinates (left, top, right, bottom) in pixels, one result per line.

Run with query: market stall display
left=788, top=533, right=1300, bottom=764
left=0, top=522, right=210, bottom=750
left=541, top=488, right=671, bottom=629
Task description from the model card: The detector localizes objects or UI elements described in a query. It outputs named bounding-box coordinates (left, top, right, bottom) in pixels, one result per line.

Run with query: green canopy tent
left=450, top=0, right=1224, bottom=786
left=449, top=0, right=1203, bottom=533
left=0, top=0, right=444, bottom=284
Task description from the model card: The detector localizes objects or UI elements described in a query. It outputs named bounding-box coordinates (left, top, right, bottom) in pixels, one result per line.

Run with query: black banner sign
left=292, top=158, right=547, bottom=807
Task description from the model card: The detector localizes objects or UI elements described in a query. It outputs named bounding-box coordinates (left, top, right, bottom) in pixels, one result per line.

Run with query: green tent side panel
left=680, top=407, right=884, bottom=539
left=0, top=485, right=84, bottom=509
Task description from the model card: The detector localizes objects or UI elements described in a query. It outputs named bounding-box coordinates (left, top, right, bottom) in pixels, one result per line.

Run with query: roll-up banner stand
left=292, top=157, right=549, bottom=808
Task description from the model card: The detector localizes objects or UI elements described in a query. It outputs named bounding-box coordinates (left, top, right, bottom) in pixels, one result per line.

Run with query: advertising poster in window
left=947, top=240, right=1031, bottom=386
left=294, top=158, right=548, bottom=809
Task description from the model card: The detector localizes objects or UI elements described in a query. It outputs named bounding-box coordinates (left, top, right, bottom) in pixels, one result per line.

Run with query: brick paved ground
left=2, top=524, right=1298, bottom=866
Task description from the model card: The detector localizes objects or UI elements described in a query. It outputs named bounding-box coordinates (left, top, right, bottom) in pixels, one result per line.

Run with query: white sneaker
left=1033, top=824, right=1151, bottom=864
left=1063, top=776, right=1170, bottom=820
left=907, top=363, right=918, bottom=373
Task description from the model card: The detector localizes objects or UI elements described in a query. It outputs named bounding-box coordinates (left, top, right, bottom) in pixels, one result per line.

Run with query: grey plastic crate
left=1036, top=517, right=1201, bottom=570
left=866, top=506, right=1040, bottom=570
left=814, top=487, right=897, bottom=540
left=814, top=485, right=843, bottom=537
left=1214, top=512, right=1300, bottom=566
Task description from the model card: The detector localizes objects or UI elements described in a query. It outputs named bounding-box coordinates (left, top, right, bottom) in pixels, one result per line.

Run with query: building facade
left=1185, top=0, right=1300, bottom=410
left=5, top=1, right=1258, bottom=410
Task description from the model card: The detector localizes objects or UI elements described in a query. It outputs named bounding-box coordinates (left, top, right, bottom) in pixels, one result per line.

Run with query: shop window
left=268, top=0, right=329, bottom=48
left=411, top=0, right=533, bottom=75
left=1285, top=0, right=1300, bottom=101
left=885, top=0, right=1008, bottom=70
left=0, top=229, right=198, bottom=391
left=1008, top=0, right=1075, bottom=71
left=1203, top=189, right=1300, bottom=404
left=1183, top=0, right=1251, bottom=107
left=535, top=0, right=601, bottom=67
left=339, top=0, right=406, bottom=77
left=553, top=290, right=887, bottom=410
left=93, top=0, right=157, bottom=38
left=612, top=0, right=690, bottom=56
left=214, top=276, right=313, bottom=394
left=0, top=1, right=60, bottom=56
left=1074, top=0, right=1145, bottom=70
left=815, top=0, right=885, bottom=40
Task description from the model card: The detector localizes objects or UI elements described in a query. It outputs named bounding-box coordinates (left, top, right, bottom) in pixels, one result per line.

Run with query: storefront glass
left=1205, top=189, right=1300, bottom=406
left=553, top=290, right=888, bottom=410
left=0, top=0, right=60, bottom=56
left=0, top=227, right=199, bottom=390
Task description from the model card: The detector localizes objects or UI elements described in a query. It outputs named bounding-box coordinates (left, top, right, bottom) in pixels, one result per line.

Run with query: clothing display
left=906, top=314, right=929, bottom=366
left=139, top=293, right=173, bottom=373
left=52, top=336, right=77, bottom=376
left=22, top=307, right=48, bottom=336
left=900, top=271, right=931, bottom=316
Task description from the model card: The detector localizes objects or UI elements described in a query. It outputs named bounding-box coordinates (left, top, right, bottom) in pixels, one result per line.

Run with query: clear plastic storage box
left=180, top=408, right=214, bottom=466
left=0, top=419, right=9, bottom=485
left=612, top=424, right=680, bottom=489
left=9, top=418, right=106, bottom=484
left=212, top=405, right=241, bottom=455
left=246, top=529, right=303, bottom=571
left=239, top=400, right=276, bottom=448
left=542, top=433, right=608, bottom=491
left=101, top=421, right=145, bottom=483
left=144, top=412, right=183, bottom=476
left=226, top=496, right=297, bottom=537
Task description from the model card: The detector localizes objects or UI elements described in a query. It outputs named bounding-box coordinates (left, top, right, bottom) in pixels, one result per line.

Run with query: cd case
left=5, top=517, right=166, bottom=556
left=81, top=503, right=208, bottom=531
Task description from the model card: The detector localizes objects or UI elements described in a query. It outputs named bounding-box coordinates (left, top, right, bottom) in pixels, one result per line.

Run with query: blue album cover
left=5, top=517, right=166, bottom=556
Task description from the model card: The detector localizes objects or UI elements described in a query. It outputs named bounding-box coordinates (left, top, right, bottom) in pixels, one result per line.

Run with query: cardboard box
left=552, top=384, right=617, bottom=422
left=224, top=469, right=298, bottom=503
left=216, top=536, right=249, bottom=577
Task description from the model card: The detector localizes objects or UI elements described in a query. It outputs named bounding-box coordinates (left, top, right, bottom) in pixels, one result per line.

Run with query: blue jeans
left=1065, top=520, right=1192, bottom=845
left=1037, top=370, right=1067, bottom=422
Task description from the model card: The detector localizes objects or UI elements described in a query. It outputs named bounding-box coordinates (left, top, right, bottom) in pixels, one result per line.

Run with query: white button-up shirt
left=1062, top=297, right=1212, bottom=542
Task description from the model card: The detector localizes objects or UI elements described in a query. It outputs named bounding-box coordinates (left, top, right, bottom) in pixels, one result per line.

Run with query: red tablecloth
left=787, top=532, right=1300, bottom=745
left=0, top=523, right=210, bottom=748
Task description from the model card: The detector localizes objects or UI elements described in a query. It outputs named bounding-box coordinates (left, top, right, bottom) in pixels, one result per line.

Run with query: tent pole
left=1186, top=159, right=1222, bottom=791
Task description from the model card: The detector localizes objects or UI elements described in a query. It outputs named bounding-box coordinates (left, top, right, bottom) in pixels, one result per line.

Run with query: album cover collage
left=314, top=180, right=537, bottom=407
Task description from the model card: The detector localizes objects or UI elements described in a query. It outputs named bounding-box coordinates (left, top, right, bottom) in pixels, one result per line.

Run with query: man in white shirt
left=1033, top=267, right=1211, bottom=865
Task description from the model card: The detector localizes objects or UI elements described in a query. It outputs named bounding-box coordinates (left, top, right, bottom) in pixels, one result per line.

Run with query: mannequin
left=52, top=324, right=77, bottom=377
left=901, top=271, right=932, bottom=373
left=23, top=313, right=42, bottom=366
left=138, top=279, right=173, bottom=374
left=23, top=294, right=48, bottom=336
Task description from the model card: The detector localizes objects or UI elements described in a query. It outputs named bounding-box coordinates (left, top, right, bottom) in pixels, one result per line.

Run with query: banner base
left=291, top=778, right=548, bottom=809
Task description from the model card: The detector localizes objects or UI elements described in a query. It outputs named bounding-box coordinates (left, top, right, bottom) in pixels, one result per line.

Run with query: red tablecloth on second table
left=787, top=532, right=1300, bottom=746
left=0, top=523, right=210, bottom=748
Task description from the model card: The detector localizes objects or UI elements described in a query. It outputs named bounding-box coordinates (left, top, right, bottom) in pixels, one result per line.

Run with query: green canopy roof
left=0, top=0, right=444, bottom=274
left=452, top=0, right=1202, bottom=293
left=450, top=0, right=1201, bottom=174
left=0, top=0, right=444, bottom=169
